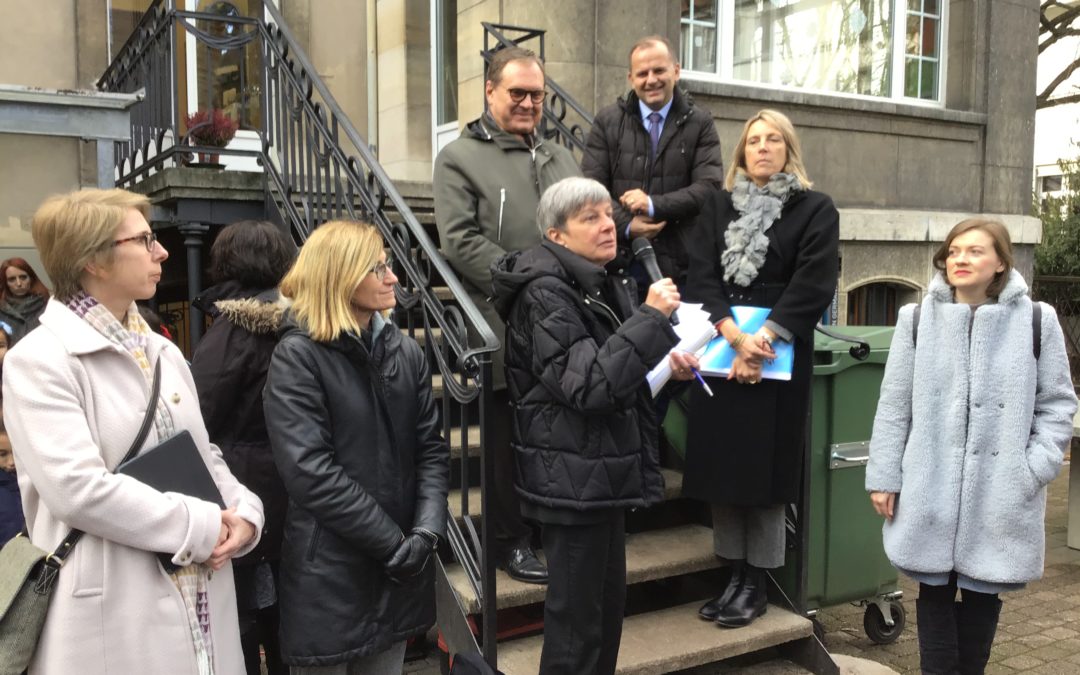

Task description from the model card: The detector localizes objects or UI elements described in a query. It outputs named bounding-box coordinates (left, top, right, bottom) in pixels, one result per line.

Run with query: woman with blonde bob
left=263, top=220, right=449, bottom=674
left=683, top=109, right=839, bottom=628
left=4, top=187, right=264, bottom=674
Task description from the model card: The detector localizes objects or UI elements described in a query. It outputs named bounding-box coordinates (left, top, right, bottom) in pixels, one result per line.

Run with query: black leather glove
left=383, top=529, right=437, bottom=583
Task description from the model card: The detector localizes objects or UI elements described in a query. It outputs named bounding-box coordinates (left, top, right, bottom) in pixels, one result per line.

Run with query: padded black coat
left=581, top=88, right=723, bottom=283
left=263, top=314, right=449, bottom=666
left=491, top=240, right=678, bottom=512
left=190, top=282, right=286, bottom=565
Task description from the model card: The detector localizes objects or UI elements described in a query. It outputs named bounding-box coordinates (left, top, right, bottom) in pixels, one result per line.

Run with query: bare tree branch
left=1038, top=1, right=1080, bottom=108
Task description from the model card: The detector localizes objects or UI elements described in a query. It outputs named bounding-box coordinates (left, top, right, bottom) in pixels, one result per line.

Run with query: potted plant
left=184, top=108, right=238, bottom=165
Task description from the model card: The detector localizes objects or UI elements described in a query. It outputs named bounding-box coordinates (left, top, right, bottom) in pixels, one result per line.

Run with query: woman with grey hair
left=491, top=176, right=694, bottom=675
left=683, top=109, right=839, bottom=628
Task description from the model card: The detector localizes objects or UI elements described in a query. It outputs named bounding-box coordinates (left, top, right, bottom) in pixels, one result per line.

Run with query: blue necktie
left=648, top=111, right=662, bottom=156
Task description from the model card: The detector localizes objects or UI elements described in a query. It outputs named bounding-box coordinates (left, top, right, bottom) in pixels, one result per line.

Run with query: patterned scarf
left=720, top=172, right=804, bottom=286
left=66, top=292, right=215, bottom=675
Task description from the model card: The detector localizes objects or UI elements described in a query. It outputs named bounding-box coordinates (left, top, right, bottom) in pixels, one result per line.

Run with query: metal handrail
left=99, top=2, right=502, bottom=665
left=481, top=22, right=595, bottom=155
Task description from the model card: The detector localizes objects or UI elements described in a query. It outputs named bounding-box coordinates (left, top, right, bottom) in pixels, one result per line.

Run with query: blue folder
left=698, top=306, right=794, bottom=381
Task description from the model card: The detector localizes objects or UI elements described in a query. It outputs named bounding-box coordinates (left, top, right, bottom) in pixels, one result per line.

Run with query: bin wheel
left=863, top=600, right=906, bottom=644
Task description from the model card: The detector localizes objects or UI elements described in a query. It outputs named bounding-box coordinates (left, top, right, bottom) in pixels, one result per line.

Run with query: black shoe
left=715, top=565, right=768, bottom=628
left=498, top=546, right=548, bottom=584
left=699, top=561, right=746, bottom=621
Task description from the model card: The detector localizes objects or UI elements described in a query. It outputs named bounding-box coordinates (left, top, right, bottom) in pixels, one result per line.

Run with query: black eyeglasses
left=113, top=231, right=158, bottom=252
left=506, top=88, right=546, bottom=104
left=370, top=257, right=394, bottom=282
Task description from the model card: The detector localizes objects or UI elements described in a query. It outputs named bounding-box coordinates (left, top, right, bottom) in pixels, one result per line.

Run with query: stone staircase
left=397, top=182, right=834, bottom=674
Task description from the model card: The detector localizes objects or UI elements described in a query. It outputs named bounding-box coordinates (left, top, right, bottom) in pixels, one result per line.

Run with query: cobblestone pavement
left=818, top=465, right=1080, bottom=675
left=387, top=462, right=1080, bottom=675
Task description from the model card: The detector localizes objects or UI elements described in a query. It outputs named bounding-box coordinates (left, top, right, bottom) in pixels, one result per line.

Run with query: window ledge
left=838, top=208, right=1041, bottom=245
left=682, top=77, right=987, bottom=126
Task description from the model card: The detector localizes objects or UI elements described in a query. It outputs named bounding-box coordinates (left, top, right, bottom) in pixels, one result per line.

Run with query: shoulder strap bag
left=0, top=359, right=161, bottom=675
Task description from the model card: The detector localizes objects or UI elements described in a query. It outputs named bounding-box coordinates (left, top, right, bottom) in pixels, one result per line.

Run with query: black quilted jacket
left=581, top=88, right=723, bottom=284
left=491, top=240, right=678, bottom=511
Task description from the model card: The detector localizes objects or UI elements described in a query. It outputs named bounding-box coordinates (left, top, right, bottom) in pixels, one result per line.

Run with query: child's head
left=0, top=431, right=12, bottom=474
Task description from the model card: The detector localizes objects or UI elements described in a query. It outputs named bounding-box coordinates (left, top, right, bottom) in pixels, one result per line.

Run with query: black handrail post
left=479, top=360, right=498, bottom=666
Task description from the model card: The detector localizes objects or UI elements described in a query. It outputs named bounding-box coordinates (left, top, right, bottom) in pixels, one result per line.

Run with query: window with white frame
left=680, top=0, right=944, bottom=102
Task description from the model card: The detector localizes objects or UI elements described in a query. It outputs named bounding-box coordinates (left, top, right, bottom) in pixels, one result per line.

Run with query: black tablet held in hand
left=117, top=430, right=226, bottom=509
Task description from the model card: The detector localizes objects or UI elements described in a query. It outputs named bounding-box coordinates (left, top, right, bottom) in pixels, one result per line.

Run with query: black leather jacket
left=263, top=312, right=449, bottom=666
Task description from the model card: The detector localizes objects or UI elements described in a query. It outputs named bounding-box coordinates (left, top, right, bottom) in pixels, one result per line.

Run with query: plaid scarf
left=66, top=292, right=215, bottom=674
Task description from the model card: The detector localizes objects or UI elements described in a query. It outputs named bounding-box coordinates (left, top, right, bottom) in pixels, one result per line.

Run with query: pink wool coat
left=3, top=300, right=264, bottom=675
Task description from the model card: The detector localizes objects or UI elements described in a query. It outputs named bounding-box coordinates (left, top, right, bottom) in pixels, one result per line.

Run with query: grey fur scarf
left=721, top=172, right=803, bottom=286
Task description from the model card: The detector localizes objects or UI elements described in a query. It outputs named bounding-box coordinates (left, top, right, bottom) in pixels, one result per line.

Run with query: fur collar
left=215, top=295, right=286, bottom=335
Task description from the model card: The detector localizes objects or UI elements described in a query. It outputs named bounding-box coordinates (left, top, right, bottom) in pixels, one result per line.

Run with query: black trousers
left=490, top=389, right=532, bottom=548
left=539, top=509, right=626, bottom=675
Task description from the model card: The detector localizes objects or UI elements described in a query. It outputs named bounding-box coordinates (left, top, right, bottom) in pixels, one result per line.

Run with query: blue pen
left=690, top=367, right=714, bottom=397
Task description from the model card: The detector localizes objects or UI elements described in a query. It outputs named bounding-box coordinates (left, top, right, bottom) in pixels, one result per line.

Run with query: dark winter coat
left=581, top=88, right=724, bottom=284
left=263, top=312, right=449, bottom=666
left=491, top=240, right=678, bottom=512
left=0, top=293, right=46, bottom=345
left=0, top=470, right=23, bottom=544
left=190, top=282, right=287, bottom=564
left=682, top=188, right=839, bottom=506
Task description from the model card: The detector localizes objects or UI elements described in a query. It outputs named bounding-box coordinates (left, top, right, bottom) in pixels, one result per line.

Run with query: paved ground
left=383, top=458, right=1080, bottom=674
left=819, top=461, right=1080, bottom=675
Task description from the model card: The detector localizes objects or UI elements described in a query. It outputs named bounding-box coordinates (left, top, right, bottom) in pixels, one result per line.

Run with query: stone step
left=497, top=600, right=813, bottom=675
left=445, top=523, right=719, bottom=614
left=448, top=468, right=685, bottom=521
left=447, top=424, right=481, bottom=459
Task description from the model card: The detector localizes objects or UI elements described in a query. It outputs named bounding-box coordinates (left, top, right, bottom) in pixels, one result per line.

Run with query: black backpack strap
left=1032, top=301, right=1042, bottom=361
left=912, top=304, right=921, bottom=347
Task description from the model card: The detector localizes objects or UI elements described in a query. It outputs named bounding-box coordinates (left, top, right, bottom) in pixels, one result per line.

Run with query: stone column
left=179, top=222, right=210, bottom=348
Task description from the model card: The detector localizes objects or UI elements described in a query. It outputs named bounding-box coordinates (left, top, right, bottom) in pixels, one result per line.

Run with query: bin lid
left=813, top=325, right=895, bottom=372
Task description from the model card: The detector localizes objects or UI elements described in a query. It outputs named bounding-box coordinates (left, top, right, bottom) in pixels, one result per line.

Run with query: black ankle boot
left=699, top=561, right=745, bottom=621
left=916, top=597, right=960, bottom=674
left=715, top=564, right=767, bottom=628
left=956, top=597, right=1002, bottom=675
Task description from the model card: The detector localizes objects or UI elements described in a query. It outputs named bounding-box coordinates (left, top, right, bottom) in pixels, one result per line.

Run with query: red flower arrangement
left=184, top=109, right=239, bottom=147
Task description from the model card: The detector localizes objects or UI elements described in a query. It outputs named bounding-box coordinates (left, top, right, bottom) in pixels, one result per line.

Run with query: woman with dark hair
left=0, top=256, right=50, bottom=344
left=191, top=219, right=296, bottom=675
left=867, top=218, right=1077, bottom=674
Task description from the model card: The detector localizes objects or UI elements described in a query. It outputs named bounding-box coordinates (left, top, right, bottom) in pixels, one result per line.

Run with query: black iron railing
left=100, top=0, right=502, bottom=664
left=481, top=22, right=595, bottom=158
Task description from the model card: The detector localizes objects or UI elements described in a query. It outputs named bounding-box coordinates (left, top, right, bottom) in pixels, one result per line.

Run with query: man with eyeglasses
left=582, top=35, right=723, bottom=292
left=434, top=46, right=580, bottom=585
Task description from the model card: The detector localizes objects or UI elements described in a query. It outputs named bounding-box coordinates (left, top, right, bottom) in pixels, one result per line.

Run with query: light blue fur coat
left=866, top=270, right=1078, bottom=584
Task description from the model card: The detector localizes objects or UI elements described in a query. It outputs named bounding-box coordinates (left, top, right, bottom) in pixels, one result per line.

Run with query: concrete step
left=448, top=468, right=685, bottom=521
left=445, top=523, right=718, bottom=614
left=497, top=600, right=813, bottom=675
left=447, top=424, right=481, bottom=459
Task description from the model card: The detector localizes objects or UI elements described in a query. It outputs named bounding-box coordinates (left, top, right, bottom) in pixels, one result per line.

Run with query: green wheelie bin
left=772, top=324, right=905, bottom=643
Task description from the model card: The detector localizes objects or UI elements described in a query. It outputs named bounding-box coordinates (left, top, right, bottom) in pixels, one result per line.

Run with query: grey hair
left=537, top=177, right=612, bottom=234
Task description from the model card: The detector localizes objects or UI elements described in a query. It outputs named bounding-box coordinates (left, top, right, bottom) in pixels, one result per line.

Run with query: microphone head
left=631, top=237, right=655, bottom=258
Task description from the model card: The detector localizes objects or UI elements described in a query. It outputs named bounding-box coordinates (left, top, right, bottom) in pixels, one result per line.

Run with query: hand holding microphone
left=632, top=237, right=680, bottom=325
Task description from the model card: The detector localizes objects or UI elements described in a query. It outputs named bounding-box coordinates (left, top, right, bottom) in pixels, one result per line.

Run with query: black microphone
left=631, top=237, right=679, bottom=325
